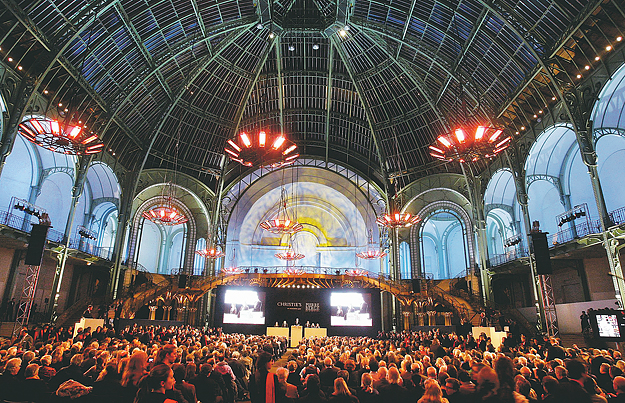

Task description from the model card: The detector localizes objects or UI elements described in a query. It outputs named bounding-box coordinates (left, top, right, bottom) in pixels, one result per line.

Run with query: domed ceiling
left=1, top=0, right=620, bottom=191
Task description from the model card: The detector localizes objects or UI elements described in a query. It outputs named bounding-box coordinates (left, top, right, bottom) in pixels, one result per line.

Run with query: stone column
left=444, top=312, right=453, bottom=326
left=427, top=311, right=437, bottom=326
left=149, top=305, right=157, bottom=320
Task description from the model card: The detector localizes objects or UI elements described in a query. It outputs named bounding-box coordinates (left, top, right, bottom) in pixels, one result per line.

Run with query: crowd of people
left=0, top=322, right=624, bottom=403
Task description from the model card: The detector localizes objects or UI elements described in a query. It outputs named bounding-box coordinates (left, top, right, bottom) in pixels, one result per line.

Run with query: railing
left=610, top=206, right=625, bottom=226
left=0, top=210, right=114, bottom=260
left=489, top=247, right=529, bottom=267
left=429, top=285, right=471, bottom=322
left=552, top=219, right=602, bottom=245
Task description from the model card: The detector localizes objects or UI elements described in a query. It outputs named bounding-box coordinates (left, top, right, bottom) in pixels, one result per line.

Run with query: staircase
left=429, top=281, right=481, bottom=325
left=55, top=295, right=106, bottom=327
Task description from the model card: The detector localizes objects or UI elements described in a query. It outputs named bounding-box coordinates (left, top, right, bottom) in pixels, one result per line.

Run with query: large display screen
left=223, top=289, right=266, bottom=325
left=330, top=292, right=372, bottom=327
left=597, top=314, right=621, bottom=338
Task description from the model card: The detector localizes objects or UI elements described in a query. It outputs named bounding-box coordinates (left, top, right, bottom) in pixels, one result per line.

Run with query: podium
left=73, top=318, right=105, bottom=338
left=266, top=327, right=290, bottom=337
left=290, top=325, right=303, bottom=347
left=304, top=328, right=327, bottom=338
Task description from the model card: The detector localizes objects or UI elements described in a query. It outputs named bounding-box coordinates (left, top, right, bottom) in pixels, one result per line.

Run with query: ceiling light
left=312, top=44, right=319, bottom=50
left=225, top=129, right=297, bottom=168
left=606, top=45, right=612, bottom=51
left=617, top=36, right=623, bottom=42
left=256, top=23, right=263, bottom=29
left=552, top=96, right=556, bottom=101
left=521, top=126, right=526, bottom=130
left=585, top=65, right=590, bottom=70
left=576, top=74, right=582, bottom=79
left=18, top=117, right=105, bottom=155
left=339, top=30, right=347, bottom=37
left=43, top=90, right=48, bottom=94
left=288, top=45, right=295, bottom=51
left=7, top=57, right=12, bottom=62
left=196, top=248, right=225, bottom=259
left=538, top=110, right=543, bottom=114
left=269, top=32, right=275, bottom=39
left=533, top=114, right=537, bottom=118
left=429, top=125, right=511, bottom=164
left=17, top=66, right=22, bottom=70
left=595, top=56, right=600, bottom=61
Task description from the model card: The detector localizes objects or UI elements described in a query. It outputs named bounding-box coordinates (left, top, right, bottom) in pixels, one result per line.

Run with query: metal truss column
left=12, top=265, right=41, bottom=336
left=49, top=155, right=92, bottom=322
left=539, top=274, right=559, bottom=337
left=565, top=87, right=625, bottom=308
left=505, top=148, right=546, bottom=333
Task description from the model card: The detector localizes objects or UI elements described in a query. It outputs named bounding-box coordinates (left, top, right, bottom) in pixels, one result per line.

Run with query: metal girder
left=593, top=127, right=625, bottom=143
left=231, top=38, right=275, bottom=134
left=113, top=2, right=173, bottom=101
left=478, top=0, right=546, bottom=48
left=138, top=27, right=255, bottom=172
left=275, top=36, right=285, bottom=133
left=330, top=35, right=388, bottom=185
left=359, top=29, right=450, bottom=131
left=355, top=24, right=482, bottom=108
left=496, top=0, right=605, bottom=120
left=190, top=0, right=208, bottom=39
left=395, top=0, right=417, bottom=59
left=436, top=8, right=488, bottom=104
left=255, top=0, right=273, bottom=27
left=100, top=22, right=255, bottom=143
left=325, top=43, right=334, bottom=164
left=484, top=203, right=515, bottom=218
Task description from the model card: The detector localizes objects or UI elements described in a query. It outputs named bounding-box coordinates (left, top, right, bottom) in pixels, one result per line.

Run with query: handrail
left=428, top=285, right=471, bottom=322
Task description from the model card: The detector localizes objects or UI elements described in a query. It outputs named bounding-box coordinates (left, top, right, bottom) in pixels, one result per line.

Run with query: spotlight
left=617, top=36, right=622, bottom=42
left=595, top=56, right=600, bottom=61
left=288, top=45, right=295, bottom=51
left=606, top=45, right=612, bottom=51
left=339, top=30, right=347, bottom=37
left=312, top=44, right=319, bottom=50
left=256, top=23, right=263, bottom=29
left=269, top=32, right=275, bottom=39
left=585, top=65, right=590, bottom=70
left=576, top=74, right=582, bottom=79
left=552, top=96, right=557, bottom=101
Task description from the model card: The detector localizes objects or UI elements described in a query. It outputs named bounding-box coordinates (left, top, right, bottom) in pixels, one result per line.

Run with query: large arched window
left=483, top=169, right=524, bottom=259
left=399, top=241, right=411, bottom=279
left=194, top=238, right=207, bottom=275
left=419, top=210, right=469, bottom=280
left=137, top=220, right=187, bottom=274
left=525, top=124, right=596, bottom=237
left=592, top=62, right=625, bottom=214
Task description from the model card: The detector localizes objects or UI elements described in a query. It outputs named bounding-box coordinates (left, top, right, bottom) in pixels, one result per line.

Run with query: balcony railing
left=489, top=247, right=529, bottom=267
left=0, top=210, right=113, bottom=261
left=552, top=219, right=602, bottom=246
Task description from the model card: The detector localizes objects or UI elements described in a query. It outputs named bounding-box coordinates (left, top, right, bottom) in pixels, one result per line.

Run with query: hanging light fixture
left=18, top=117, right=105, bottom=155
left=429, top=125, right=511, bottom=163
left=195, top=247, right=225, bottom=259
left=428, top=19, right=511, bottom=164
left=224, top=129, right=299, bottom=168
left=19, top=14, right=105, bottom=156
left=376, top=209, right=421, bottom=228
left=143, top=122, right=188, bottom=226
left=260, top=187, right=303, bottom=234
left=356, top=229, right=387, bottom=259
left=276, top=234, right=305, bottom=261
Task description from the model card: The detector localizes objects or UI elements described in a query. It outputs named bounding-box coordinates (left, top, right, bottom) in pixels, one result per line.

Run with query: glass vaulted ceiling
left=5, top=0, right=613, bottom=189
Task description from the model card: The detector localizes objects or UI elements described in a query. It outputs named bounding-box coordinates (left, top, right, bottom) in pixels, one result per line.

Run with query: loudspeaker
left=25, top=224, right=50, bottom=266
left=530, top=232, right=552, bottom=275
left=178, top=274, right=188, bottom=288
left=412, top=279, right=421, bottom=292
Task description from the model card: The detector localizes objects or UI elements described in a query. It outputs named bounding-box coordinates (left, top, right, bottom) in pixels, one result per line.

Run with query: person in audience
left=134, top=363, right=178, bottom=403
left=328, top=377, right=359, bottom=403
left=298, top=374, right=327, bottom=402
left=277, top=366, right=299, bottom=401
left=249, top=352, right=285, bottom=403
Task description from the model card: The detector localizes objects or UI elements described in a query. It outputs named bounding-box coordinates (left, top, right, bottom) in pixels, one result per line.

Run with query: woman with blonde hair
left=329, top=377, right=359, bottom=403
left=122, top=351, right=149, bottom=402
left=417, top=379, right=449, bottom=403
left=357, top=372, right=379, bottom=403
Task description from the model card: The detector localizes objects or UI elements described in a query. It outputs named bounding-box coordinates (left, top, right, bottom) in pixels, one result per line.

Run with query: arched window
left=399, top=241, right=411, bottom=279
left=525, top=125, right=596, bottom=236
left=592, top=62, right=625, bottom=214
left=194, top=238, right=207, bottom=275
left=420, top=210, right=469, bottom=280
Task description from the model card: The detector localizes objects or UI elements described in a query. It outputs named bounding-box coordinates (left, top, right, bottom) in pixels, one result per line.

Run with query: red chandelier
left=196, top=247, right=225, bottom=259
left=260, top=218, right=303, bottom=234
left=284, top=267, right=304, bottom=275
left=260, top=187, right=303, bottom=234
left=356, top=229, right=387, bottom=259
left=429, top=125, right=511, bottom=163
left=142, top=202, right=188, bottom=226
left=345, top=269, right=368, bottom=276
left=225, top=130, right=299, bottom=167
left=221, top=267, right=242, bottom=275
left=18, top=117, right=104, bottom=155
left=356, top=249, right=387, bottom=259
left=376, top=212, right=420, bottom=228
left=275, top=249, right=305, bottom=260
